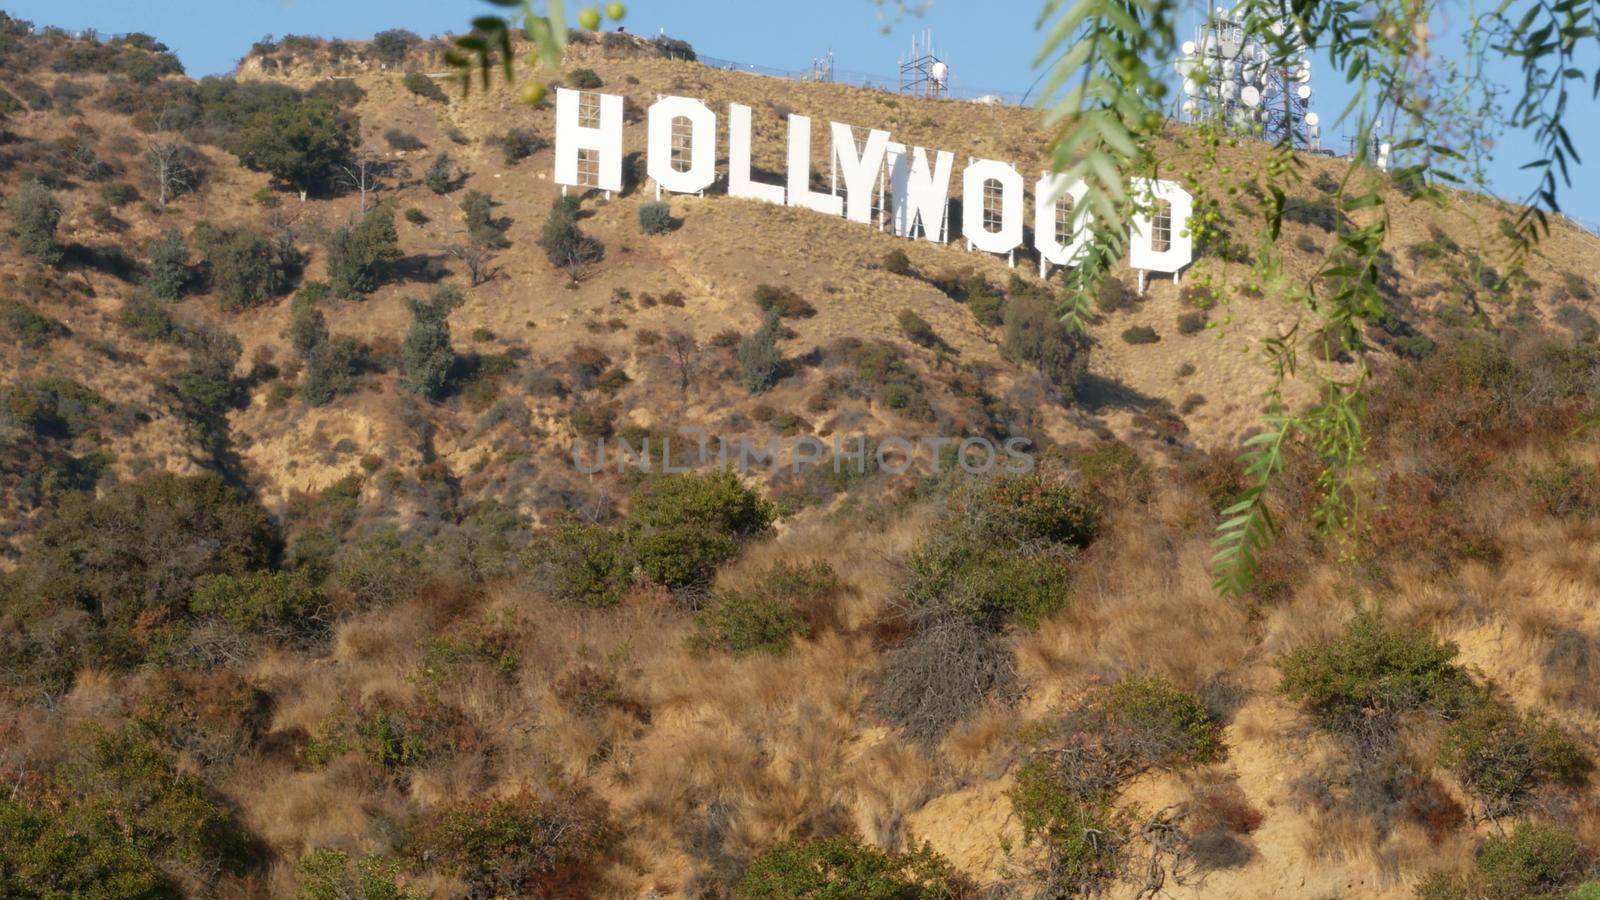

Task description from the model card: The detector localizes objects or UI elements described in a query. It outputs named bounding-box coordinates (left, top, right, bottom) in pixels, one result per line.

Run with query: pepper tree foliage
left=457, top=1, right=1598, bottom=596
left=1036, top=0, right=1598, bottom=595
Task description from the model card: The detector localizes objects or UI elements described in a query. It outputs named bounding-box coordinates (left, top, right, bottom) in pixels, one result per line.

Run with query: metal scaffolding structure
left=898, top=30, right=949, bottom=100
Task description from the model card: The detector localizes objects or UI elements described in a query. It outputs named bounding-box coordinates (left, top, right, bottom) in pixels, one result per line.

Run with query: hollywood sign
left=552, top=88, right=1195, bottom=286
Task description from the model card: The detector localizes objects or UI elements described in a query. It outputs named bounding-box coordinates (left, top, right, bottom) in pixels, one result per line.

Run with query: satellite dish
left=1304, top=111, right=1320, bottom=127
left=1295, top=64, right=1312, bottom=82
left=1219, top=81, right=1237, bottom=101
left=1183, top=79, right=1200, bottom=96
left=1182, top=40, right=1197, bottom=56
left=1182, top=99, right=1199, bottom=116
left=1297, top=84, right=1312, bottom=100
left=930, top=61, right=949, bottom=85
left=1241, top=85, right=1261, bottom=107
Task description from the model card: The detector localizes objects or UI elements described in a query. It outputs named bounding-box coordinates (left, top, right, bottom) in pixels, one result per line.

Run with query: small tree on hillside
left=288, top=290, right=329, bottom=357
left=424, top=153, right=457, bottom=194
left=144, top=228, right=189, bottom=300
left=194, top=224, right=289, bottom=312
left=737, top=310, right=785, bottom=394
left=325, top=205, right=401, bottom=299
left=400, top=285, right=460, bottom=400
left=664, top=330, right=699, bottom=394
left=537, top=195, right=602, bottom=282
left=9, top=182, right=63, bottom=267
left=287, top=290, right=356, bottom=406
left=460, top=190, right=508, bottom=249
left=1003, top=294, right=1091, bottom=402
left=236, top=98, right=354, bottom=201
left=370, top=29, right=419, bottom=66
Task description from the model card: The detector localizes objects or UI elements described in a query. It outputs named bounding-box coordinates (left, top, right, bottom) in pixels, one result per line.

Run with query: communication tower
left=1175, top=4, right=1319, bottom=150
left=899, top=31, right=949, bottom=100
left=808, top=50, right=835, bottom=83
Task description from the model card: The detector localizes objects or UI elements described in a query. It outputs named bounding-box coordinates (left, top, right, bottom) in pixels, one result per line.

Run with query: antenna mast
left=899, top=30, right=949, bottom=100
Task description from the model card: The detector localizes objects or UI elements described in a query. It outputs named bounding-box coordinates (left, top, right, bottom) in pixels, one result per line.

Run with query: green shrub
left=627, top=471, right=773, bottom=591
left=630, top=470, right=774, bottom=537
left=0, top=794, right=167, bottom=897
left=904, top=535, right=1071, bottom=629
left=194, top=224, right=288, bottom=311
left=1121, top=325, right=1160, bottom=344
left=4, top=472, right=280, bottom=632
left=1278, top=614, right=1473, bottom=730
left=101, top=181, right=139, bottom=207
left=411, top=788, right=615, bottom=897
left=1176, top=311, right=1207, bottom=335
left=897, top=308, right=938, bottom=347
left=1003, top=293, right=1090, bottom=400
left=404, top=207, right=428, bottom=225
left=1094, top=276, right=1135, bottom=312
left=691, top=562, right=836, bottom=656
left=189, top=569, right=329, bottom=636
left=1475, top=822, right=1588, bottom=899
left=424, top=152, right=455, bottom=194
left=529, top=522, right=634, bottom=607
left=383, top=128, right=424, bottom=151
left=567, top=68, right=603, bottom=89
left=735, top=835, right=970, bottom=898
left=461, top=189, right=509, bottom=248
left=957, top=473, right=1100, bottom=548
left=692, top=587, right=808, bottom=656
left=8, top=181, right=63, bottom=266
left=403, top=70, right=446, bottom=102
left=632, top=524, right=738, bottom=591
left=399, top=285, right=460, bottom=400
left=300, top=337, right=360, bottom=405
left=1009, top=757, right=1127, bottom=895
left=119, top=293, right=186, bottom=343
left=326, top=205, right=401, bottom=299
left=2, top=378, right=105, bottom=439
left=538, top=196, right=602, bottom=275
left=1439, top=701, right=1590, bottom=813
left=637, top=200, right=672, bottom=235
left=294, top=300, right=358, bottom=406
left=753, top=283, right=816, bottom=318
left=296, top=849, right=421, bottom=900
left=883, top=248, right=912, bottom=276
left=1079, top=676, right=1223, bottom=767
left=0, top=299, right=66, bottom=348
left=491, top=127, right=546, bottom=165
left=145, top=227, right=190, bottom=299
left=738, top=311, right=786, bottom=394
left=55, top=724, right=258, bottom=872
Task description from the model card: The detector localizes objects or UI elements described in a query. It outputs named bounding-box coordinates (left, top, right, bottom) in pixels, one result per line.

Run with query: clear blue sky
left=9, top=0, right=1598, bottom=227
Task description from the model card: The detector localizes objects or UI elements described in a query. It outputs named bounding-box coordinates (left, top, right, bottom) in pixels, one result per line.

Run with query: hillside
left=4, top=14, right=1600, bottom=899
